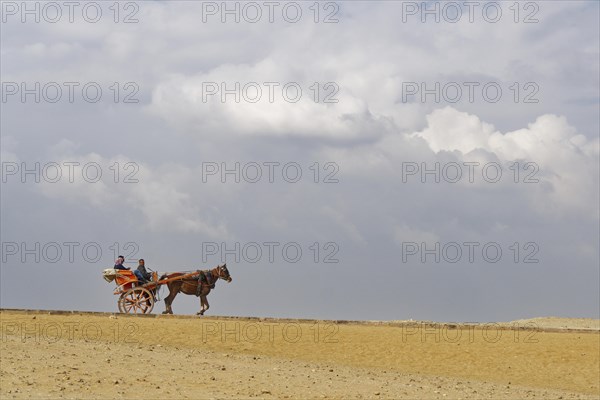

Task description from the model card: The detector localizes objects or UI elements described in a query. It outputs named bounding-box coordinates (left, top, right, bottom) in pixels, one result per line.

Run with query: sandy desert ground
left=1, top=309, right=598, bottom=399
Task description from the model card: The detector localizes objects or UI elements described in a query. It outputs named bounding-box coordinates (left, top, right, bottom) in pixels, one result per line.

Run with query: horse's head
left=217, top=263, right=232, bottom=283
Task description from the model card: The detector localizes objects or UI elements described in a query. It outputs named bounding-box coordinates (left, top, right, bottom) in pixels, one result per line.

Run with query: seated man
left=114, top=255, right=129, bottom=271
left=133, top=258, right=151, bottom=284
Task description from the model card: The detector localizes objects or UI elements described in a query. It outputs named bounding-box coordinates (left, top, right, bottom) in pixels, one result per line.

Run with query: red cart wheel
left=118, top=287, right=154, bottom=314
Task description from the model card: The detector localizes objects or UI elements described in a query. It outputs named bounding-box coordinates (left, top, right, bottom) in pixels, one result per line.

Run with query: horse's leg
left=162, top=283, right=178, bottom=314
left=203, top=296, right=210, bottom=314
left=196, top=283, right=204, bottom=315
left=197, top=291, right=205, bottom=315
left=162, top=286, right=172, bottom=314
left=197, top=294, right=209, bottom=316
left=196, top=293, right=208, bottom=315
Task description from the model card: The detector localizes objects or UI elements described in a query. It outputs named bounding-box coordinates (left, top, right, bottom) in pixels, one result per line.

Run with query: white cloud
left=411, top=107, right=497, bottom=154
left=34, top=145, right=230, bottom=238
left=147, top=60, right=383, bottom=139
left=412, top=107, right=599, bottom=217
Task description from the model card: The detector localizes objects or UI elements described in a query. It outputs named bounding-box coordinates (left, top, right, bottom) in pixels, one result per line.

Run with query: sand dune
left=1, top=310, right=598, bottom=399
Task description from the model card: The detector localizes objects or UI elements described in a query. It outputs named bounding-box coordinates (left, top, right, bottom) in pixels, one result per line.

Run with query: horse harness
left=195, top=269, right=215, bottom=296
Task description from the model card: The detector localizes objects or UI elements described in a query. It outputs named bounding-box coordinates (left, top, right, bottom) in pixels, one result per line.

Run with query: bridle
left=197, top=265, right=231, bottom=287
left=215, top=265, right=232, bottom=282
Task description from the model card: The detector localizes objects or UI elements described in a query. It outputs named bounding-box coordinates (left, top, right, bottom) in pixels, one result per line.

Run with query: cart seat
left=115, top=270, right=138, bottom=286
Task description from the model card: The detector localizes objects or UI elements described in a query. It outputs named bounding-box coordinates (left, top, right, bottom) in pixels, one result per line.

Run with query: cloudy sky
left=1, top=1, right=598, bottom=321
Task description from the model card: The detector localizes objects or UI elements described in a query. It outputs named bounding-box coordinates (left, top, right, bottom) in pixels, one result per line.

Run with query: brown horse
left=160, top=264, right=232, bottom=315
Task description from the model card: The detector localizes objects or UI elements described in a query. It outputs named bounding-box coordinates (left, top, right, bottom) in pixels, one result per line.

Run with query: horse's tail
left=159, top=273, right=169, bottom=281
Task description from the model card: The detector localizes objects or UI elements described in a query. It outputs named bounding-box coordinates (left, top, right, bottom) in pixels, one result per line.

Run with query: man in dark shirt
left=114, top=256, right=129, bottom=270
left=134, top=259, right=151, bottom=284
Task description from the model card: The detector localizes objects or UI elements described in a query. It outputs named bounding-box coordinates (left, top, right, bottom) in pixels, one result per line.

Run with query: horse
left=159, top=264, right=232, bottom=315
